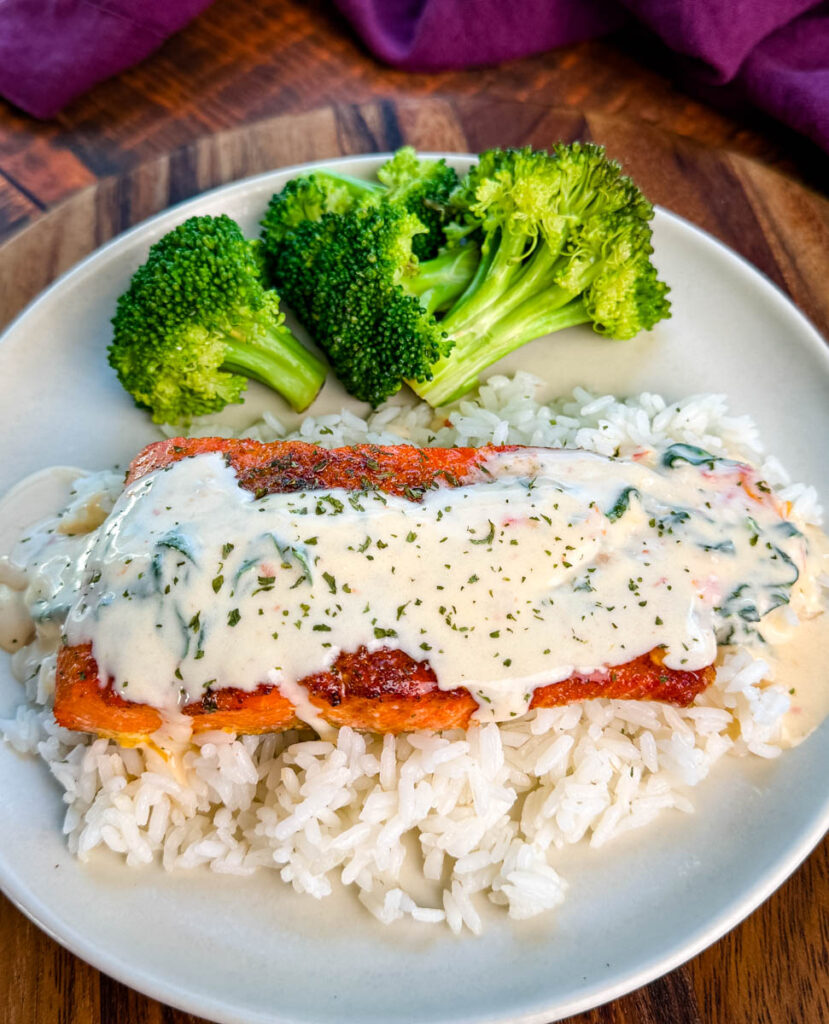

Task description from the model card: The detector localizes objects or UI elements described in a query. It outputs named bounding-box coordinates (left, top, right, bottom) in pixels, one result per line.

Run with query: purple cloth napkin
left=0, top=0, right=826, bottom=156
left=0, top=0, right=213, bottom=119
left=335, top=0, right=829, bottom=153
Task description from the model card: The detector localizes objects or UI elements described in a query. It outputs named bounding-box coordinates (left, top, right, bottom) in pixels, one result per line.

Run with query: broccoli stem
left=410, top=296, right=592, bottom=407
left=441, top=232, right=573, bottom=340
left=221, top=327, right=326, bottom=412
left=312, top=170, right=384, bottom=199
left=481, top=241, right=567, bottom=322
left=411, top=232, right=611, bottom=406
left=440, top=227, right=529, bottom=333
left=404, top=245, right=479, bottom=315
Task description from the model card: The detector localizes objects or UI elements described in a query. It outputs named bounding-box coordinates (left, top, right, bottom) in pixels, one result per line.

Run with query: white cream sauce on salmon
left=2, top=444, right=823, bottom=730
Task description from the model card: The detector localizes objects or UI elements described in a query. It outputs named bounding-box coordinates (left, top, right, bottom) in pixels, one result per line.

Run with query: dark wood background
left=1, top=0, right=828, bottom=247
left=0, top=4, right=827, bottom=1024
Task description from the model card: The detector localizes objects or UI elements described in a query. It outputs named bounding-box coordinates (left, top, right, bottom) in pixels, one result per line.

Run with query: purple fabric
left=741, top=9, right=829, bottom=149
left=331, top=0, right=628, bottom=70
left=335, top=0, right=829, bottom=152
left=622, top=0, right=818, bottom=80
left=0, top=0, right=213, bottom=119
left=0, top=0, right=825, bottom=156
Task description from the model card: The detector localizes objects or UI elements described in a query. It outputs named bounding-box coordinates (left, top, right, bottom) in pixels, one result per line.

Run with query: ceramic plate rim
left=1, top=152, right=827, bottom=1024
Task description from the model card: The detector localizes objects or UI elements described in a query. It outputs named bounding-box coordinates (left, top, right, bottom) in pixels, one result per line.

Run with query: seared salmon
left=54, top=439, right=714, bottom=740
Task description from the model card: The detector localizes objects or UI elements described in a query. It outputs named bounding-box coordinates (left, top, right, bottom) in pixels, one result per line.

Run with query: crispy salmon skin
left=54, top=438, right=714, bottom=740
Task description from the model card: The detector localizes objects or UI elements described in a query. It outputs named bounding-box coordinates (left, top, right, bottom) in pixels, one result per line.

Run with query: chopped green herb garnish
left=469, top=520, right=495, bottom=545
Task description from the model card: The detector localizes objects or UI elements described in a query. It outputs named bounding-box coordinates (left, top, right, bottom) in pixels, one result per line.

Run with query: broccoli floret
left=259, top=175, right=365, bottom=248
left=261, top=144, right=667, bottom=409
left=265, top=149, right=457, bottom=262
left=261, top=158, right=479, bottom=406
left=109, top=214, right=326, bottom=424
left=411, top=144, right=670, bottom=406
left=374, top=148, right=459, bottom=259
left=263, top=192, right=457, bottom=405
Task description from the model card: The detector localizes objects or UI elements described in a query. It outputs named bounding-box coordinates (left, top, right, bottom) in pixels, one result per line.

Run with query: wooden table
left=0, top=4, right=827, bottom=1023
left=1, top=0, right=828, bottom=243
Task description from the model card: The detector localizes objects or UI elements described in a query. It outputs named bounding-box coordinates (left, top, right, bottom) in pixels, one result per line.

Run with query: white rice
left=2, top=373, right=824, bottom=933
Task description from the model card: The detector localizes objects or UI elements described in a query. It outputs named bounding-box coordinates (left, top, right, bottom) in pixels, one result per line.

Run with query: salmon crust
left=54, top=438, right=715, bottom=739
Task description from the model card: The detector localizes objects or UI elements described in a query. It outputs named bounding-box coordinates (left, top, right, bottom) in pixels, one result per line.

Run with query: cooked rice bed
left=2, top=373, right=821, bottom=933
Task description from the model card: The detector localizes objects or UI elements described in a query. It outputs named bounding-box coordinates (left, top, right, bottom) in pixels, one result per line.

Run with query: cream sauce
left=0, top=468, right=123, bottom=673
left=0, top=467, right=92, bottom=654
left=1, top=449, right=826, bottom=738
left=13, top=445, right=817, bottom=726
left=774, top=614, right=829, bottom=747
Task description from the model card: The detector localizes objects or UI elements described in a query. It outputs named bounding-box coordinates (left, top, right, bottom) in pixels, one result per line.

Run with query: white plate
left=0, top=155, right=827, bottom=1024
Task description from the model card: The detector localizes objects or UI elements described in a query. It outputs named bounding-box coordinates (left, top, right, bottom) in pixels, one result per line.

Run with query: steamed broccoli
left=373, top=147, right=460, bottom=259
left=265, top=149, right=457, bottom=260
left=261, top=144, right=670, bottom=409
left=261, top=165, right=477, bottom=405
left=411, top=144, right=670, bottom=406
left=263, top=183, right=459, bottom=405
left=109, top=214, right=326, bottom=424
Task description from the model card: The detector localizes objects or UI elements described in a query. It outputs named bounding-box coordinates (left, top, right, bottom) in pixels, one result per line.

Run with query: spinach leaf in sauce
left=662, top=444, right=737, bottom=470
left=606, top=487, right=638, bottom=522
left=156, top=529, right=198, bottom=564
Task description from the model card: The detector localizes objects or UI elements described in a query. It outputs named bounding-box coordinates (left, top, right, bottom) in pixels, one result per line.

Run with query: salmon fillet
left=54, top=438, right=715, bottom=740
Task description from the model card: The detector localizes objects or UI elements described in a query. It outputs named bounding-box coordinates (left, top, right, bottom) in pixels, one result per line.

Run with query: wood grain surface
left=0, top=99, right=828, bottom=1024
left=1, top=0, right=828, bottom=249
